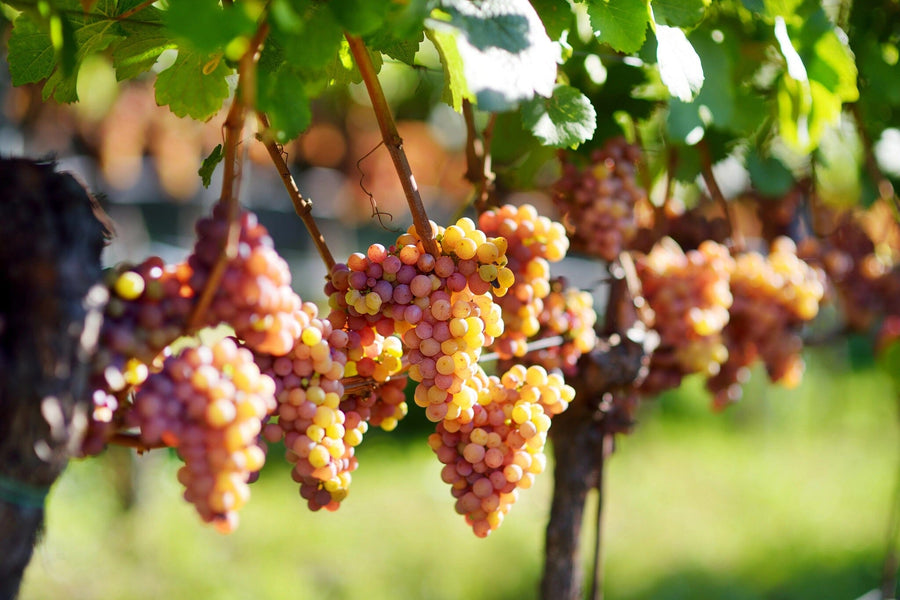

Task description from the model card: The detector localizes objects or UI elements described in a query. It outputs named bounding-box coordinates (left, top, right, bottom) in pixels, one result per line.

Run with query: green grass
left=19, top=346, right=900, bottom=600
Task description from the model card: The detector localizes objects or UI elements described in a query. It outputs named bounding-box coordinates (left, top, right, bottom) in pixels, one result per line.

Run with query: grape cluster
left=798, top=215, right=888, bottom=330
left=326, top=219, right=510, bottom=428
left=81, top=258, right=196, bottom=456
left=511, top=278, right=598, bottom=375
left=707, top=237, right=825, bottom=408
left=635, top=239, right=734, bottom=395
left=189, top=203, right=303, bottom=356
left=428, top=365, right=573, bottom=537
left=130, top=338, right=276, bottom=532
left=552, top=137, right=645, bottom=261
left=253, top=301, right=363, bottom=511
left=477, top=204, right=569, bottom=358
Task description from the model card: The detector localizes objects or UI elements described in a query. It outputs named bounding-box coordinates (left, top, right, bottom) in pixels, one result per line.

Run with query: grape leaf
left=272, top=2, right=343, bottom=69
left=521, top=83, right=597, bottom=148
left=585, top=0, right=650, bottom=54
left=427, top=0, right=557, bottom=112
left=651, top=0, right=707, bottom=28
left=329, top=0, right=390, bottom=36
left=655, top=24, right=703, bottom=102
left=198, top=144, right=224, bottom=188
left=165, top=0, right=257, bottom=57
left=154, top=49, right=232, bottom=121
left=427, top=28, right=472, bottom=111
left=667, top=97, right=705, bottom=144
left=8, top=0, right=124, bottom=102
left=112, top=3, right=173, bottom=80
left=7, top=15, right=57, bottom=86
left=530, top=0, right=574, bottom=41
left=773, top=7, right=858, bottom=152
left=746, top=151, right=794, bottom=196
left=366, top=29, right=425, bottom=66
left=258, top=65, right=312, bottom=143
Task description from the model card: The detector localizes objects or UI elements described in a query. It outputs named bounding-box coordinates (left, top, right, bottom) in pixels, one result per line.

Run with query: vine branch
left=698, top=139, right=745, bottom=252
left=462, top=100, right=497, bottom=214
left=256, top=113, right=336, bottom=271
left=344, top=33, right=439, bottom=256
left=850, top=103, right=899, bottom=215
left=188, top=20, right=269, bottom=331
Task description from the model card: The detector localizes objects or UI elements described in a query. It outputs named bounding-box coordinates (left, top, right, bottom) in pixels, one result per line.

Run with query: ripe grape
left=478, top=204, right=569, bottom=359
left=428, top=364, right=574, bottom=537
left=326, top=218, right=510, bottom=428
left=635, top=238, right=734, bottom=395
left=252, top=300, right=361, bottom=511
left=130, top=337, right=276, bottom=532
left=503, top=277, right=598, bottom=375
left=80, top=258, right=196, bottom=456
left=189, top=203, right=303, bottom=356
left=707, top=237, right=825, bottom=408
left=552, top=137, right=645, bottom=261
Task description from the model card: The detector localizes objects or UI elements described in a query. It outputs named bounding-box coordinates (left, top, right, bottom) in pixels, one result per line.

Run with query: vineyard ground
left=18, top=347, right=897, bottom=600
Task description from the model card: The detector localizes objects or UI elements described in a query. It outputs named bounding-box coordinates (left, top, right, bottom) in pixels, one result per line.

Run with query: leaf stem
left=257, top=113, right=336, bottom=271
left=697, top=139, right=744, bottom=252
left=188, top=20, right=270, bottom=331
left=344, top=33, right=439, bottom=256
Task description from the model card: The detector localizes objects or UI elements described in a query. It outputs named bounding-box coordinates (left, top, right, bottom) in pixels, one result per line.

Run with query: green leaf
left=772, top=7, right=858, bottom=153
left=586, top=0, right=650, bottom=54
left=258, top=65, right=312, bottom=143
left=198, top=144, right=224, bottom=188
left=427, top=28, right=472, bottom=111
left=651, top=0, right=707, bottom=28
left=154, top=49, right=232, bottom=121
left=8, top=0, right=124, bottom=102
left=366, top=28, right=425, bottom=66
left=165, top=0, right=257, bottom=57
left=667, top=97, right=705, bottom=144
left=530, top=0, right=574, bottom=41
left=794, top=9, right=858, bottom=102
left=521, top=83, right=597, bottom=148
left=746, top=151, right=795, bottom=196
left=7, top=14, right=57, bottom=85
left=426, top=0, right=558, bottom=112
left=271, top=2, right=343, bottom=69
left=329, top=0, right=390, bottom=36
left=112, top=3, right=173, bottom=80
left=655, top=24, right=703, bottom=102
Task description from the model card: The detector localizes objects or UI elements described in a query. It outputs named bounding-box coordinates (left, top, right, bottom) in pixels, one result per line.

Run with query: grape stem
left=462, top=100, right=497, bottom=214
left=697, top=139, right=745, bottom=252
left=256, top=113, right=336, bottom=270
left=188, top=19, right=270, bottom=331
left=344, top=33, right=439, bottom=256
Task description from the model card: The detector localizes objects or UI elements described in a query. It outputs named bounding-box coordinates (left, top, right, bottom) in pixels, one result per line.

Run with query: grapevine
left=2, top=2, right=900, bottom=600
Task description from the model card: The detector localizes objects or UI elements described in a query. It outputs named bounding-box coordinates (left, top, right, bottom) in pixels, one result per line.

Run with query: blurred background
left=1, top=34, right=898, bottom=600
